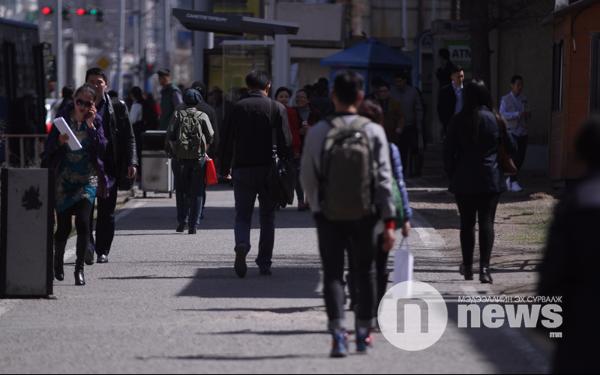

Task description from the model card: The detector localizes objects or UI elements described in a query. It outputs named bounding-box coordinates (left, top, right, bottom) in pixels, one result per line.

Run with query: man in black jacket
left=220, top=70, right=291, bottom=278
left=437, top=65, right=464, bottom=137
left=539, top=116, right=600, bottom=374
left=86, top=68, right=138, bottom=264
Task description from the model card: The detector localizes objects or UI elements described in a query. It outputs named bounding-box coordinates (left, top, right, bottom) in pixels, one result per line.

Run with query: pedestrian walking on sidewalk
left=220, top=71, right=292, bottom=278
left=301, top=71, right=396, bottom=358
left=275, top=86, right=307, bottom=211
left=86, top=68, right=138, bottom=264
left=157, top=69, right=183, bottom=131
left=444, top=80, right=516, bottom=284
left=166, top=88, right=214, bottom=234
left=438, top=65, right=465, bottom=137
left=500, top=75, right=530, bottom=193
left=539, top=116, right=600, bottom=374
left=43, top=84, right=108, bottom=286
left=359, top=99, right=413, bottom=307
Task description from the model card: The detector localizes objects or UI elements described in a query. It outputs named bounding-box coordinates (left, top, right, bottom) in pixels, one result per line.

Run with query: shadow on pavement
left=177, top=305, right=322, bottom=314
left=177, top=267, right=321, bottom=299
left=117, top=206, right=315, bottom=231
left=204, top=329, right=326, bottom=336
left=445, top=301, right=550, bottom=373
left=136, top=354, right=321, bottom=361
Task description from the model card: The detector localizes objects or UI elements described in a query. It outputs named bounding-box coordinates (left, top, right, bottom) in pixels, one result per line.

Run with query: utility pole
left=116, top=0, right=126, bottom=97
left=55, top=0, right=64, bottom=98
left=163, top=0, right=171, bottom=70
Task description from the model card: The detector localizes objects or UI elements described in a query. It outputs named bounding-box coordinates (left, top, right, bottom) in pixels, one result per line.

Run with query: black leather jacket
left=100, top=93, right=138, bottom=185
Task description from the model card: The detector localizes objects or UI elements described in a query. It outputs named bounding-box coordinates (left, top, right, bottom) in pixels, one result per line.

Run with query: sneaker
left=234, top=249, right=248, bottom=279
left=356, top=327, right=371, bottom=353
left=511, top=181, right=524, bottom=192
left=330, top=330, right=349, bottom=358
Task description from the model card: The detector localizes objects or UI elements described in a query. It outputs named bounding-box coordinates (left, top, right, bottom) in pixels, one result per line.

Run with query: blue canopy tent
left=321, top=38, right=413, bottom=94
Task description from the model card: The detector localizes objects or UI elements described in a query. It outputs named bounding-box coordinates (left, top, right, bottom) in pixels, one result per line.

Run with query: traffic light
left=40, top=6, right=53, bottom=16
left=75, top=8, right=86, bottom=16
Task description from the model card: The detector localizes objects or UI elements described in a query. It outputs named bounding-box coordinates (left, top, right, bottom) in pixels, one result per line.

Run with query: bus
left=0, top=17, right=47, bottom=166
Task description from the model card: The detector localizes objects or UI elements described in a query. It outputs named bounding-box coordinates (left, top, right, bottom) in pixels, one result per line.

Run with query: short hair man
left=499, top=74, right=529, bottom=192
left=220, top=70, right=292, bottom=278
left=300, top=71, right=396, bottom=357
left=157, top=69, right=183, bottom=130
left=437, top=65, right=465, bottom=136
left=539, top=116, right=600, bottom=374
left=85, top=67, right=138, bottom=264
left=392, top=71, right=425, bottom=176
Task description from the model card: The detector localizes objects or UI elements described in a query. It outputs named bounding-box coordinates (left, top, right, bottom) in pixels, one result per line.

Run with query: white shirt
left=500, top=92, right=528, bottom=136
left=129, top=102, right=143, bottom=125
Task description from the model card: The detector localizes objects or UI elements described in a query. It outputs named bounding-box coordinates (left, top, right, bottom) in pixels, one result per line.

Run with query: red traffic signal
left=75, top=8, right=86, bottom=16
left=40, top=6, right=53, bottom=15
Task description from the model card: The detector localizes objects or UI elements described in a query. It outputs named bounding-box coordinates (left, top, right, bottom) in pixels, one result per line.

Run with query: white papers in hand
left=53, top=117, right=83, bottom=151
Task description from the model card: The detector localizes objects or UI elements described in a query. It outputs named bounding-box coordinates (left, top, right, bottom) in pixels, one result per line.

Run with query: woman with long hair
left=444, top=80, right=516, bottom=284
left=44, top=84, right=108, bottom=286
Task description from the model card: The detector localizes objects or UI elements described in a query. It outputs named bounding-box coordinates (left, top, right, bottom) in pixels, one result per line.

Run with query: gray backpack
left=320, top=116, right=375, bottom=221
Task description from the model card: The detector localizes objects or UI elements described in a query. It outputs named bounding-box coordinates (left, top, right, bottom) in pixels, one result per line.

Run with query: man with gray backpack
left=300, top=71, right=396, bottom=358
left=166, top=88, right=214, bottom=234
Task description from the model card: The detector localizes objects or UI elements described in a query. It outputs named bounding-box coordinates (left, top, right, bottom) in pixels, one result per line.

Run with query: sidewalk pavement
left=0, top=184, right=553, bottom=373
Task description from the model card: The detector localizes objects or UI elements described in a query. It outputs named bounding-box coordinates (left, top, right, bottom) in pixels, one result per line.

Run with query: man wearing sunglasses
left=85, top=67, right=138, bottom=264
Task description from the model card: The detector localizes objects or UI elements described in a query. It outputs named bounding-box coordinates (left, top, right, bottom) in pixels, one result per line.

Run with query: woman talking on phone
left=43, top=84, right=108, bottom=286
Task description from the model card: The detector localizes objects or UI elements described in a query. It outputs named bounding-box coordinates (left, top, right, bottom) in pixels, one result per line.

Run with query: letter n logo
left=397, top=299, right=429, bottom=334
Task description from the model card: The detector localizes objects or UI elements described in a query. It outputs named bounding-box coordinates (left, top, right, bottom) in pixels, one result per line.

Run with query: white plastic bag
left=393, top=238, right=414, bottom=285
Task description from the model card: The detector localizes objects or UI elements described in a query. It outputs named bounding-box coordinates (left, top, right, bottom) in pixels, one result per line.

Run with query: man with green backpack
left=166, top=88, right=214, bottom=234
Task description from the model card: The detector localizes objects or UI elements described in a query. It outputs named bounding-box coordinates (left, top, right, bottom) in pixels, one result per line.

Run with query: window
left=591, top=34, right=600, bottom=113
left=552, top=41, right=564, bottom=112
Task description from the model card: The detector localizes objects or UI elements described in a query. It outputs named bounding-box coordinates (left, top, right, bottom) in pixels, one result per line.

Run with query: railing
left=0, top=134, right=48, bottom=168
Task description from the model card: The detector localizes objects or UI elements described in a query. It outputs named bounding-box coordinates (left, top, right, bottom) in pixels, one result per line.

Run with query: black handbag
left=266, top=100, right=296, bottom=207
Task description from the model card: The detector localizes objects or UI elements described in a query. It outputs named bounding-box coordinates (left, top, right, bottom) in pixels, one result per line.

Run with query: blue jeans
left=232, top=166, right=277, bottom=269
left=173, top=158, right=206, bottom=228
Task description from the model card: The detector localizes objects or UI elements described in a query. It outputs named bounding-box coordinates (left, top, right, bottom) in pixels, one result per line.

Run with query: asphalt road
left=0, top=186, right=552, bottom=373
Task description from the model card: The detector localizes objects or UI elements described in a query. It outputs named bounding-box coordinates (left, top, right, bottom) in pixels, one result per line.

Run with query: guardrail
left=0, top=134, right=48, bottom=168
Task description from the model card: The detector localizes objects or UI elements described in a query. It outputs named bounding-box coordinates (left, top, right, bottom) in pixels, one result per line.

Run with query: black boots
left=54, top=241, right=66, bottom=281
left=459, top=264, right=474, bottom=281
left=480, top=267, right=493, bottom=284
left=460, top=264, right=493, bottom=284
left=74, top=260, right=85, bottom=286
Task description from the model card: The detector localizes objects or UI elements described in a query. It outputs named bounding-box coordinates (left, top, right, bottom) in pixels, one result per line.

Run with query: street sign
left=96, top=56, right=111, bottom=70
left=172, top=9, right=299, bottom=36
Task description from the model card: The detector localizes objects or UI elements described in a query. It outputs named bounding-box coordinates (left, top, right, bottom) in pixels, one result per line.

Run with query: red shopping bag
left=205, top=157, right=218, bottom=186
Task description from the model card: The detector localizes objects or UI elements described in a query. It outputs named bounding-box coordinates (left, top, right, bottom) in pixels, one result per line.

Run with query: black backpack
left=320, top=116, right=375, bottom=221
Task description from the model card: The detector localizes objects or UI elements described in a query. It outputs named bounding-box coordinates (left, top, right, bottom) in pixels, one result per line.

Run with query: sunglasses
left=75, top=99, right=94, bottom=109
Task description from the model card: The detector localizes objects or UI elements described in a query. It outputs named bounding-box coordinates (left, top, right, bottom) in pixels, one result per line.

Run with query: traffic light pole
left=55, top=0, right=64, bottom=99
left=115, top=0, right=126, bottom=98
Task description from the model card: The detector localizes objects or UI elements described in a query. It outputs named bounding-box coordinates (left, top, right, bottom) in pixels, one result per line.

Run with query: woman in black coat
left=444, top=80, right=516, bottom=284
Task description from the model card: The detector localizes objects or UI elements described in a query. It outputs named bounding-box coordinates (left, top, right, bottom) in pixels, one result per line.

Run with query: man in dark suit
left=437, top=65, right=465, bottom=137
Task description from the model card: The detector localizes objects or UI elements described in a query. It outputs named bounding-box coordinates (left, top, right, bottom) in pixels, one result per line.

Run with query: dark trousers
left=455, top=193, right=500, bottom=268
left=510, top=135, right=529, bottom=183
left=398, top=126, right=421, bottom=177
left=173, top=158, right=206, bottom=227
left=232, top=166, right=277, bottom=268
left=315, top=214, right=378, bottom=331
left=91, top=183, right=118, bottom=256
left=56, top=200, right=93, bottom=267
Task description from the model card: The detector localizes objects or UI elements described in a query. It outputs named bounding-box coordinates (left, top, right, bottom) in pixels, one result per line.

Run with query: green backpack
left=172, top=108, right=206, bottom=159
